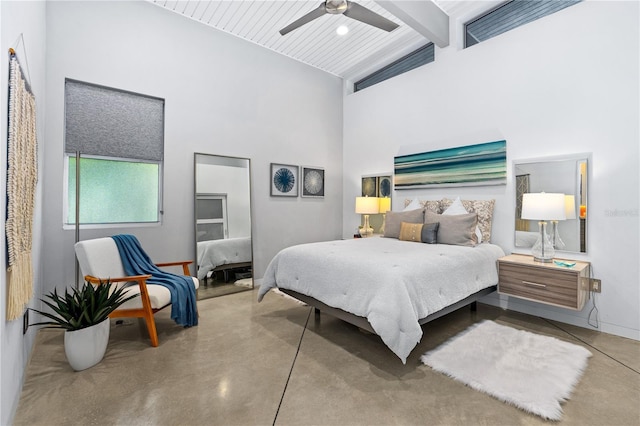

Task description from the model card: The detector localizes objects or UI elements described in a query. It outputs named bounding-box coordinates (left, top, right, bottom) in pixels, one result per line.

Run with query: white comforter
left=258, top=237, right=505, bottom=363
left=197, top=237, right=252, bottom=280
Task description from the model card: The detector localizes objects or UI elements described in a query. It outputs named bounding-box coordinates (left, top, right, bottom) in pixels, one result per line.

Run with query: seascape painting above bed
left=394, top=140, right=507, bottom=189
left=195, top=153, right=253, bottom=299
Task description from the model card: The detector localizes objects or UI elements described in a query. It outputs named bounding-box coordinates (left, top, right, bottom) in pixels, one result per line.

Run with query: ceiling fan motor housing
left=326, top=0, right=349, bottom=14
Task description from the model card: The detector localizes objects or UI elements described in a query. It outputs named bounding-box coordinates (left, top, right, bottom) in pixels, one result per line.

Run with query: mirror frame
left=194, top=153, right=254, bottom=297
left=513, top=153, right=590, bottom=254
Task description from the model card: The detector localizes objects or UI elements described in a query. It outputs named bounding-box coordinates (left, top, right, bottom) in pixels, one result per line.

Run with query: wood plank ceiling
left=146, top=0, right=455, bottom=82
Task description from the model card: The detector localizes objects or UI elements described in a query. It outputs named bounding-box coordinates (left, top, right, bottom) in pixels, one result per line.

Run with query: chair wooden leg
left=137, top=277, right=160, bottom=347
left=144, top=310, right=159, bottom=347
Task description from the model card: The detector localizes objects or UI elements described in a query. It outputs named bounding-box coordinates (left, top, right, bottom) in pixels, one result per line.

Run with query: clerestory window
left=354, top=43, right=435, bottom=92
left=465, top=0, right=581, bottom=48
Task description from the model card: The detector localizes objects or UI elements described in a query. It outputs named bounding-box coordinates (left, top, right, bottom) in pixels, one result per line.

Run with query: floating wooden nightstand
left=498, top=254, right=590, bottom=310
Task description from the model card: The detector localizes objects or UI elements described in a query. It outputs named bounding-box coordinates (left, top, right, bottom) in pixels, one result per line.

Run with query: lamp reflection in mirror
left=355, top=196, right=379, bottom=237
left=551, top=195, right=576, bottom=250
left=378, top=197, right=391, bottom=234
left=521, top=193, right=566, bottom=262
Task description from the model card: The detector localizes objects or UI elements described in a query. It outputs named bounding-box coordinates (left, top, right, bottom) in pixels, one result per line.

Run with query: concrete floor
left=14, top=288, right=640, bottom=425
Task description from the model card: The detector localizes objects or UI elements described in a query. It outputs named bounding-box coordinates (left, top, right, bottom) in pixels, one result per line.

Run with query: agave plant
left=31, top=281, right=138, bottom=331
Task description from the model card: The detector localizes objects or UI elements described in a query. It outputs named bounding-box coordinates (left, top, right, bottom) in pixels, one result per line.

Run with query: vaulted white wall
left=343, top=0, right=639, bottom=339
left=42, top=0, right=343, bottom=299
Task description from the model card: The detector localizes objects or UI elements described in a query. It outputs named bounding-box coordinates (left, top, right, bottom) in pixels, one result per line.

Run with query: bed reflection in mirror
left=514, top=154, right=589, bottom=254
left=195, top=153, right=253, bottom=299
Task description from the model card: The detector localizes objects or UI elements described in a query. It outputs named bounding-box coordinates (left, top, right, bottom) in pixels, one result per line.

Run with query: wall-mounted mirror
left=514, top=154, right=589, bottom=253
left=195, top=153, right=253, bottom=299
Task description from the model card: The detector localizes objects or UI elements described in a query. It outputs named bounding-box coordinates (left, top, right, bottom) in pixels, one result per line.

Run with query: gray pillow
left=384, top=208, right=424, bottom=238
left=424, top=211, right=478, bottom=246
left=421, top=222, right=439, bottom=244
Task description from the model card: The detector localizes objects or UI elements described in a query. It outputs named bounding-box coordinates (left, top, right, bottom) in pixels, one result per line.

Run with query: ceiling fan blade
left=279, top=3, right=328, bottom=36
left=344, top=1, right=399, bottom=32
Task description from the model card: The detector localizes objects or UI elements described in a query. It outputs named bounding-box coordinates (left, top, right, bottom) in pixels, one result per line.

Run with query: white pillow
left=442, top=197, right=483, bottom=244
left=403, top=198, right=422, bottom=211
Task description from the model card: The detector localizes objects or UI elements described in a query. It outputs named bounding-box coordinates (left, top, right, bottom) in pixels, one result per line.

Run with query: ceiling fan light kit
left=279, top=0, right=399, bottom=36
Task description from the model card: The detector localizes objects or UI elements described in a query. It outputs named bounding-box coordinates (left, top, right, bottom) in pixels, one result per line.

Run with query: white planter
left=64, top=318, right=110, bottom=371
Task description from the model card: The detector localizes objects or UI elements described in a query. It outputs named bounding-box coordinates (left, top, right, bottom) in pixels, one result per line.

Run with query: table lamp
left=378, top=197, right=391, bottom=234
left=521, top=192, right=566, bottom=262
left=355, top=196, right=379, bottom=237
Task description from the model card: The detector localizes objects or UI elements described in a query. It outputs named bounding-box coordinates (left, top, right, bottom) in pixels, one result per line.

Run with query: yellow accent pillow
left=399, top=222, right=424, bottom=242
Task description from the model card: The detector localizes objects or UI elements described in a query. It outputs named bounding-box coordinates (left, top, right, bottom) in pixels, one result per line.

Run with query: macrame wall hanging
left=6, top=47, right=38, bottom=321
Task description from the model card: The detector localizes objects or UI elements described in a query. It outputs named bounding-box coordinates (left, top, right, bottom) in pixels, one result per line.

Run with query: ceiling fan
left=279, top=0, right=399, bottom=36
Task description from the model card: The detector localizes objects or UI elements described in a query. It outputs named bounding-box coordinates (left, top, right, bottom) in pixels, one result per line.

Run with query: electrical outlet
left=590, top=278, right=602, bottom=293
left=23, top=310, right=29, bottom=335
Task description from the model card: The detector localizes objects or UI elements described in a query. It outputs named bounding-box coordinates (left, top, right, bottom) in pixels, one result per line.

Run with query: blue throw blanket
left=112, top=234, right=198, bottom=327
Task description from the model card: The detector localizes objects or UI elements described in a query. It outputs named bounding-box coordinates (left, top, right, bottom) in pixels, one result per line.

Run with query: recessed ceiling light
left=336, top=25, right=349, bottom=36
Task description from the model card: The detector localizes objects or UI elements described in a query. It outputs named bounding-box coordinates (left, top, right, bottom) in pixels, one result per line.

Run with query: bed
left=197, top=237, right=252, bottom=280
left=258, top=237, right=505, bottom=363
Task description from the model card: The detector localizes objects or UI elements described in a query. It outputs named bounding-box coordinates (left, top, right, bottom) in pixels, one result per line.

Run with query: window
left=64, top=79, right=164, bottom=226
left=354, top=43, right=435, bottom=92
left=196, top=194, right=228, bottom=241
left=465, top=0, right=581, bottom=48
left=65, top=156, right=160, bottom=225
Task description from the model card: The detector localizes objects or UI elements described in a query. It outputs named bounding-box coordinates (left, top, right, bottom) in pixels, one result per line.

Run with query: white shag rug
left=234, top=278, right=253, bottom=288
left=421, top=320, right=592, bottom=421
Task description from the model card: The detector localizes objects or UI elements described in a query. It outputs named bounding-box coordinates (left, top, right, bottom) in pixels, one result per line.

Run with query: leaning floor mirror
left=194, top=153, right=253, bottom=299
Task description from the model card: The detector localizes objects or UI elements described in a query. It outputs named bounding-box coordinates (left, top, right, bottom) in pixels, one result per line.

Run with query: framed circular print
left=271, top=163, right=299, bottom=197
left=302, top=166, right=325, bottom=198
left=361, top=176, right=377, bottom=197
left=378, top=176, right=392, bottom=197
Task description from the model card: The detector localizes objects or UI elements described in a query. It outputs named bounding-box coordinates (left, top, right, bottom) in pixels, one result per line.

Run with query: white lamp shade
left=378, top=197, right=391, bottom=214
left=355, top=196, right=379, bottom=214
left=521, top=193, right=566, bottom=221
left=564, top=195, right=577, bottom=220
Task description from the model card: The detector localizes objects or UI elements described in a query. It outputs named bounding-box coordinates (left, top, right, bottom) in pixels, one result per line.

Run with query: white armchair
left=74, top=237, right=199, bottom=347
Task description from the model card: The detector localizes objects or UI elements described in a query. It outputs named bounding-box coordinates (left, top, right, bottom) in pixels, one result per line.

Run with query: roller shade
left=64, top=79, right=164, bottom=161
